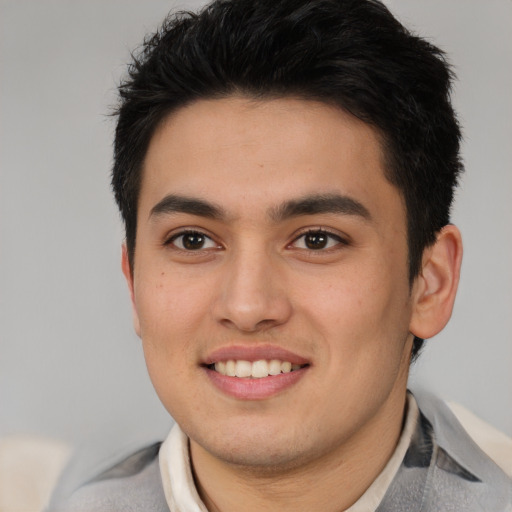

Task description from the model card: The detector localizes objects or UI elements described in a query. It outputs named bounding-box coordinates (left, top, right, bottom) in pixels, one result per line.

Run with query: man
left=54, top=0, right=512, bottom=510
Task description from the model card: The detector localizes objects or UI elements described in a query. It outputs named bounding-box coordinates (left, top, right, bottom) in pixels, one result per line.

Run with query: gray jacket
left=50, top=393, right=512, bottom=511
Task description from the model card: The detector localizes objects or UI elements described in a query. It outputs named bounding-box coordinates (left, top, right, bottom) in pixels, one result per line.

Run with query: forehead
left=140, top=96, right=403, bottom=223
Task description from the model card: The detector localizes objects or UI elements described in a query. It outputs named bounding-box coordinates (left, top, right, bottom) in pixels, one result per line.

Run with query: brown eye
left=304, top=232, right=329, bottom=249
left=170, top=231, right=217, bottom=251
left=292, top=230, right=345, bottom=250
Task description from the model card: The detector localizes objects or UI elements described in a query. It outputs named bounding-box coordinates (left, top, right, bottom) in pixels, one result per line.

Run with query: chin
left=188, top=416, right=328, bottom=473
left=204, top=438, right=314, bottom=471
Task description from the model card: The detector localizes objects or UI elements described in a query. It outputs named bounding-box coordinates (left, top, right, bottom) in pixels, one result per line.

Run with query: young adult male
left=53, top=0, right=512, bottom=510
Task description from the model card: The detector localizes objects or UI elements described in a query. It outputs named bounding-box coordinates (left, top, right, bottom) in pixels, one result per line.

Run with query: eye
left=291, top=230, right=346, bottom=250
left=168, top=230, right=219, bottom=251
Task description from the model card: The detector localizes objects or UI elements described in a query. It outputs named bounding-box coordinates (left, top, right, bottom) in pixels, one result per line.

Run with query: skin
left=122, top=97, right=462, bottom=511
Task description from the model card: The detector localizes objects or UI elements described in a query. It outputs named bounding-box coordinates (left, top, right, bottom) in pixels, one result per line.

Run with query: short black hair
left=112, top=0, right=463, bottom=360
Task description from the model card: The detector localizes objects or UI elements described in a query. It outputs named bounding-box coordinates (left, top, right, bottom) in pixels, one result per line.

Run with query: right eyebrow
left=149, top=194, right=226, bottom=220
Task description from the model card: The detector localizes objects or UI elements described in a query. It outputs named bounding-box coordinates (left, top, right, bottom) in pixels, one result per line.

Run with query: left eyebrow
left=269, top=194, right=372, bottom=222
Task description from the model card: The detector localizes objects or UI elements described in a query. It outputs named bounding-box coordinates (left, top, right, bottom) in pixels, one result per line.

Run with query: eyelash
left=164, top=228, right=348, bottom=253
left=165, top=230, right=220, bottom=251
left=289, top=228, right=349, bottom=251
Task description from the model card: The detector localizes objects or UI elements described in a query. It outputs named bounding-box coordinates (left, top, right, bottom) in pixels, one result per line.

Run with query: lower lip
left=204, top=367, right=308, bottom=400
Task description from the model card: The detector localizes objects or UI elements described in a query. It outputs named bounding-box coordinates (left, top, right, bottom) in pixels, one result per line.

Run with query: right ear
left=121, top=244, right=141, bottom=337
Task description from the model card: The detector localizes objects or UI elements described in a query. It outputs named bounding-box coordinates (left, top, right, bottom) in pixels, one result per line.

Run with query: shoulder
left=415, top=391, right=512, bottom=511
left=447, top=400, right=512, bottom=478
left=48, top=442, right=169, bottom=512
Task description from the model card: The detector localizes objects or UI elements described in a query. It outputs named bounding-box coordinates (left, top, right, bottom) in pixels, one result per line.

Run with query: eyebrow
left=149, top=193, right=371, bottom=223
left=269, top=194, right=371, bottom=222
left=150, top=194, right=225, bottom=220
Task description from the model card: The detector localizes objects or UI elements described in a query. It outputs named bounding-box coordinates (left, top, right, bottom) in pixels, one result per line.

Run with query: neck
left=190, top=389, right=409, bottom=512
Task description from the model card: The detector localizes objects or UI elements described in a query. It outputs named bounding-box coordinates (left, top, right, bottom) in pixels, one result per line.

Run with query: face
left=125, top=97, right=418, bottom=471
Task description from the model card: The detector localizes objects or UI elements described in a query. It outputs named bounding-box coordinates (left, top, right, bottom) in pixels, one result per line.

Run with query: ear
left=121, top=244, right=141, bottom=337
left=409, top=225, right=463, bottom=339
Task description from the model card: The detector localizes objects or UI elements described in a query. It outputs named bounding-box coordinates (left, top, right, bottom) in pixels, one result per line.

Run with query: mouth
left=203, top=346, right=310, bottom=399
left=207, top=359, right=307, bottom=378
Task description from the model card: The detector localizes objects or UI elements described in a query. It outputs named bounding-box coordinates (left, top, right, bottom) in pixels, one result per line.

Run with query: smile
left=211, top=359, right=305, bottom=378
left=203, top=346, right=310, bottom=399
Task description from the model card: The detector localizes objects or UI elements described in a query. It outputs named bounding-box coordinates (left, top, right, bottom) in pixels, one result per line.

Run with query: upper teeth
left=214, top=360, right=302, bottom=378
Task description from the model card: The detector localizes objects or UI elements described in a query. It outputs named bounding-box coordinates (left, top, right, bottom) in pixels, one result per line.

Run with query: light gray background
left=1, top=0, right=511, bottom=455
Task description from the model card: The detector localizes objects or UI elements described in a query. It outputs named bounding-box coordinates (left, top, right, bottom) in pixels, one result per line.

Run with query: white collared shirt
left=159, top=394, right=419, bottom=512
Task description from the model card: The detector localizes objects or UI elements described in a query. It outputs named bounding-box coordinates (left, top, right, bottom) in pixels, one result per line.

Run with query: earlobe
left=409, top=225, right=463, bottom=340
left=121, top=244, right=141, bottom=337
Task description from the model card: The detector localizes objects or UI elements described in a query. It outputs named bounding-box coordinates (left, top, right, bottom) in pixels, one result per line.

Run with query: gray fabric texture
left=49, top=443, right=168, bottom=512
left=49, top=392, right=512, bottom=511
left=376, top=392, right=512, bottom=511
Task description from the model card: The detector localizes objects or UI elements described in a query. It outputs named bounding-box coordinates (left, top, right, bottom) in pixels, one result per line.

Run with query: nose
left=212, top=247, right=293, bottom=333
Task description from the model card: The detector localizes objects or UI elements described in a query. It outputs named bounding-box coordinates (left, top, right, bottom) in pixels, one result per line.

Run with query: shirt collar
left=159, top=394, right=419, bottom=512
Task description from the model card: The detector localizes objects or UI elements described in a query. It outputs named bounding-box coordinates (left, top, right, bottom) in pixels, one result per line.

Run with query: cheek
left=135, top=275, right=209, bottom=414
left=134, top=270, right=222, bottom=416
left=299, top=261, right=411, bottom=354
left=134, top=271, right=214, bottom=358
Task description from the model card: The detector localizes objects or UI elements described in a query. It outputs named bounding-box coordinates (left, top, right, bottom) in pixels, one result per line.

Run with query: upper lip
left=203, top=345, right=310, bottom=366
